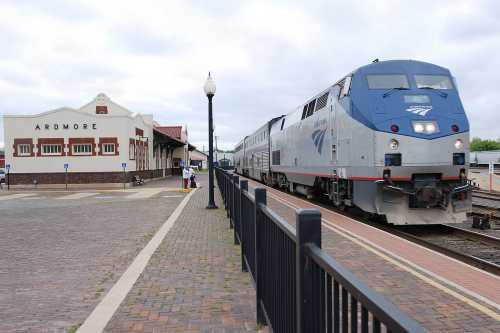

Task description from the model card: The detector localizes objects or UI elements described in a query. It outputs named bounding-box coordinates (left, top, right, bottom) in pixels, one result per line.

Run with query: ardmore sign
left=35, top=123, right=97, bottom=130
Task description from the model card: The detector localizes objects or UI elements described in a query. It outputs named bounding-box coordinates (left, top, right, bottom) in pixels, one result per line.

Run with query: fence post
left=223, top=173, right=227, bottom=206
left=226, top=173, right=230, bottom=218
left=240, top=180, right=248, bottom=272
left=296, top=209, right=322, bottom=333
left=233, top=175, right=240, bottom=244
left=254, top=187, right=267, bottom=326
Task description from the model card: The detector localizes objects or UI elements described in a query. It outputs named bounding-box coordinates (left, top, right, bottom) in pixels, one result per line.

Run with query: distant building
left=190, top=149, right=208, bottom=169
left=470, top=150, right=500, bottom=167
left=3, top=93, right=195, bottom=186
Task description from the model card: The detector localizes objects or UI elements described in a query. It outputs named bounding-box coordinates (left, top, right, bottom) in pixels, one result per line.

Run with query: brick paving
left=104, top=181, right=259, bottom=333
left=0, top=178, right=186, bottom=333
left=245, top=181, right=500, bottom=332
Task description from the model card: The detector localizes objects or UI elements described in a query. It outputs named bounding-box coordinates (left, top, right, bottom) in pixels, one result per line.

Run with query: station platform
left=469, top=169, right=500, bottom=192
left=78, top=176, right=262, bottom=333
left=240, top=177, right=500, bottom=332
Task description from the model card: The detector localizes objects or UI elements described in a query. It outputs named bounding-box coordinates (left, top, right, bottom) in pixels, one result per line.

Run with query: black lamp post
left=204, top=72, right=218, bottom=209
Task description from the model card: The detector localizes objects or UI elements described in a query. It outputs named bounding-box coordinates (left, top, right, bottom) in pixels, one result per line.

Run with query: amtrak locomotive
left=234, top=60, right=471, bottom=225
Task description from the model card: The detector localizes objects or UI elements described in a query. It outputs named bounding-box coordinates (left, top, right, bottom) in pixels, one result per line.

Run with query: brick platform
left=243, top=178, right=500, bottom=333
left=104, top=182, right=260, bottom=332
left=0, top=184, right=186, bottom=333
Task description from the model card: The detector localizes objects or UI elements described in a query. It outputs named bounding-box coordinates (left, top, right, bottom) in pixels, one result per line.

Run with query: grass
left=68, top=323, right=82, bottom=333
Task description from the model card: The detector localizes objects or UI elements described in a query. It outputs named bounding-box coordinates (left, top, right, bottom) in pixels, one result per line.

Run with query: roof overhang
left=153, top=128, right=185, bottom=148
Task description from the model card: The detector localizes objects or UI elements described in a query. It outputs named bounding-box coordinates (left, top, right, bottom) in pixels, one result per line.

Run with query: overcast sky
left=1, top=0, right=499, bottom=150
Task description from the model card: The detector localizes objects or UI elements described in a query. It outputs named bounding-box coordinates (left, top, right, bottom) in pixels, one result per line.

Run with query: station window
left=129, top=142, right=136, bottom=160
left=103, top=143, right=115, bottom=155
left=18, top=144, right=31, bottom=156
left=72, top=144, right=92, bottom=155
left=42, top=144, right=63, bottom=156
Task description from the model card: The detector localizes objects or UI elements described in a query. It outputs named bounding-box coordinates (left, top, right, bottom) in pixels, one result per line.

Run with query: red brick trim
left=68, top=138, right=96, bottom=157
left=96, top=106, right=108, bottom=114
left=37, top=138, right=66, bottom=157
left=13, top=138, right=35, bottom=157
left=129, top=138, right=136, bottom=160
left=98, top=137, right=119, bottom=156
left=136, top=139, right=142, bottom=170
left=135, top=127, right=144, bottom=137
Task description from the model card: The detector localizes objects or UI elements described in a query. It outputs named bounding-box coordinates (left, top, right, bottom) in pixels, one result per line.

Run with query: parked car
left=0, top=170, right=5, bottom=183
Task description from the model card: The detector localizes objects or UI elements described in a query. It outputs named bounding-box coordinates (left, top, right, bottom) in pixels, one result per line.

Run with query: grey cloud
left=1, top=0, right=500, bottom=151
left=3, top=0, right=96, bottom=21
left=110, top=24, right=185, bottom=55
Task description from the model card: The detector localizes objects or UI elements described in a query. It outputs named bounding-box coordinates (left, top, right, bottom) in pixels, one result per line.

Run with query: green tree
left=470, top=137, right=500, bottom=151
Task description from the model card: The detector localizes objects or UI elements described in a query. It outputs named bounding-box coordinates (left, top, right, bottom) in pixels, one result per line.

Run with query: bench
left=133, top=175, right=144, bottom=186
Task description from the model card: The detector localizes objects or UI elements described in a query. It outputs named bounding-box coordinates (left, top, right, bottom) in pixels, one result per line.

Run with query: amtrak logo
left=311, top=128, right=326, bottom=154
left=406, top=105, right=432, bottom=116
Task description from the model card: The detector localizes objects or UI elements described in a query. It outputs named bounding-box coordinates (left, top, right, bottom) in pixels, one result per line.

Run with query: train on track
left=234, top=60, right=472, bottom=225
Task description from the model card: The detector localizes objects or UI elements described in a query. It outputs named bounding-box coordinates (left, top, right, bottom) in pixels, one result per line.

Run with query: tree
left=470, top=137, right=500, bottom=152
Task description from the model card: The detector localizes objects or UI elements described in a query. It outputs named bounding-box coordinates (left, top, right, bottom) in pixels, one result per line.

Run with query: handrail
left=259, top=203, right=297, bottom=241
left=213, top=167, right=424, bottom=333
left=305, top=243, right=425, bottom=333
left=242, top=189, right=254, bottom=201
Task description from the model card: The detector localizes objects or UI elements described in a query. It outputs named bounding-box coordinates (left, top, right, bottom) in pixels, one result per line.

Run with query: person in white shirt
left=182, top=166, right=190, bottom=189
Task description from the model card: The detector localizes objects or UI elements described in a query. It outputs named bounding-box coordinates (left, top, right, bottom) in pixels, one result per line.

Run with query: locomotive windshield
left=366, top=74, right=409, bottom=89
left=415, top=75, right=453, bottom=89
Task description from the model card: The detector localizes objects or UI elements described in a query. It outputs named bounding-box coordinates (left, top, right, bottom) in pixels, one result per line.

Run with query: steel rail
left=235, top=172, right=500, bottom=276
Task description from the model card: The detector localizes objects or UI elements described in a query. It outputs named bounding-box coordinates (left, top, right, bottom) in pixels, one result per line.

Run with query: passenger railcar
left=236, top=60, right=471, bottom=225
left=239, top=117, right=283, bottom=182
left=233, top=138, right=246, bottom=174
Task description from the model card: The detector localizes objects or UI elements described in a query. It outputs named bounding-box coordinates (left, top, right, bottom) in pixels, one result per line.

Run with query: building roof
left=153, top=128, right=185, bottom=147
left=155, top=126, right=182, bottom=139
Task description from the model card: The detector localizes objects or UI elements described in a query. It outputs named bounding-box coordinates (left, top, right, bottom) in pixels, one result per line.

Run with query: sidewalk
left=103, top=182, right=259, bottom=332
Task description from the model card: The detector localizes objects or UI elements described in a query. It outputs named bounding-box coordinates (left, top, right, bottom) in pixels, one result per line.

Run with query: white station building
left=3, top=93, right=194, bottom=186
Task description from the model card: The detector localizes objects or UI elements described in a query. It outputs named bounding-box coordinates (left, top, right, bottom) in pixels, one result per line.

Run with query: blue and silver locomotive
left=234, top=60, right=471, bottom=225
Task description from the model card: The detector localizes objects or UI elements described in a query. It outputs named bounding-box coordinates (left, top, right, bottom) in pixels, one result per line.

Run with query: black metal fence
left=215, top=167, right=424, bottom=333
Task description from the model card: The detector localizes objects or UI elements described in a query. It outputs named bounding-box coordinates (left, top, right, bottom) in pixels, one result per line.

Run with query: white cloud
left=1, top=0, right=500, bottom=150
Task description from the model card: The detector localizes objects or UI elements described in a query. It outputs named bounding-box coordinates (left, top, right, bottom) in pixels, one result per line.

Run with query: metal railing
left=215, top=167, right=423, bottom=333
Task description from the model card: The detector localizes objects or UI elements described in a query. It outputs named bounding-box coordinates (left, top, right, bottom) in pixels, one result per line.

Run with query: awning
left=153, top=128, right=185, bottom=150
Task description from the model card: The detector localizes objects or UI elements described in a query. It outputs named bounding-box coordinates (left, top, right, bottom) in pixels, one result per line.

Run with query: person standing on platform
left=182, top=166, right=190, bottom=189
left=189, top=166, right=197, bottom=188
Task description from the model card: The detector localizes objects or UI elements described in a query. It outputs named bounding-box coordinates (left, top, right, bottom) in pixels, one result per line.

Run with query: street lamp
left=204, top=72, right=218, bottom=209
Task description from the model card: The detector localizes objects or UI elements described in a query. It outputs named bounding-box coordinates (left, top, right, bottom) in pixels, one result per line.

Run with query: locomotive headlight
left=412, top=121, right=439, bottom=134
left=425, top=123, right=436, bottom=133
left=413, top=123, right=424, bottom=133
left=389, top=139, right=399, bottom=150
left=455, top=139, right=463, bottom=149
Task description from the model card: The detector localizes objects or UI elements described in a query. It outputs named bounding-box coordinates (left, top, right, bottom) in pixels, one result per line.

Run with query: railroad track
left=471, top=190, right=500, bottom=222
left=472, top=189, right=500, bottom=201
left=390, top=224, right=500, bottom=276
left=237, top=174, right=500, bottom=276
